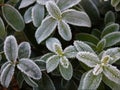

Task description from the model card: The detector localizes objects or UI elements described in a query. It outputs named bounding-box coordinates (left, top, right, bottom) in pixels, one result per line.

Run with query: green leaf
left=104, top=11, right=115, bottom=25
left=60, top=56, right=69, bottom=68
left=59, top=62, right=73, bottom=80
left=22, top=74, right=38, bottom=87
left=57, top=0, right=81, bottom=11
left=0, top=63, right=15, bottom=88
left=75, top=33, right=99, bottom=45
left=78, top=70, right=102, bottom=90
left=35, top=60, right=46, bottom=71
left=58, top=20, right=72, bottom=41
left=91, top=29, right=101, bottom=39
left=18, top=42, right=31, bottom=59
left=46, top=1, right=61, bottom=20
left=19, top=0, right=35, bottom=9
left=76, top=52, right=100, bottom=67
left=46, top=55, right=60, bottom=73
left=74, top=40, right=95, bottom=53
left=64, top=45, right=77, bottom=58
left=32, top=4, right=44, bottom=27
left=17, top=72, right=24, bottom=88
left=115, top=4, right=120, bottom=11
left=62, top=9, right=91, bottom=27
left=24, top=7, right=32, bottom=23
left=103, top=64, right=120, bottom=85
left=103, top=32, right=120, bottom=47
left=0, top=17, right=6, bottom=38
left=46, top=37, right=61, bottom=52
left=17, top=58, right=42, bottom=80
left=4, top=35, right=18, bottom=62
left=111, top=0, right=120, bottom=7
left=35, top=16, right=57, bottom=44
left=53, top=43, right=63, bottom=56
left=101, top=23, right=119, bottom=38
left=96, top=39, right=106, bottom=52
left=2, top=5, right=25, bottom=31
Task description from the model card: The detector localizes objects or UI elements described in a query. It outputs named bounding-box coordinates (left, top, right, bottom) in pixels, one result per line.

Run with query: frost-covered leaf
left=37, top=0, right=55, bottom=5
left=46, top=55, right=60, bottom=73
left=62, top=9, right=91, bottom=27
left=0, top=63, right=15, bottom=88
left=104, top=11, right=115, bottom=25
left=76, top=52, right=100, bottom=67
left=74, top=40, right=95, bottom=53
left=111, top=0, right=120, bottom=7
left=17, top=58, right=42, bottom=80
left=0, top=17, right=6, bottom=38
left=101, top=23, right=119, bottom=38
left=115, top=4, right=120, bottom=11
left=18, top=42, right=31, bottom=59
left=24, top=7, right=32, bottom=23
left=35, top=60, right=46, bottom=71
left=103, top=65, right=120, bottom=85
left=60, top=56, right=69, bottom=68
left=58, top=20, right=72, bottom=41
left=53, top=43, right=63, bottom=56
left=64, top=45, right=77, bottom=58
left=46, top=37, right=61, bottom=52
left=96, top=39, right=106, bottom=52
left=0, top=61, right=10, bottom=74
left=93, top=64, right=103, bottom=75
left=46, top=1, right=61, bottom=20
left=32, top=4, right=44, bottom=27
left=78, top=70, right=102, bottom=90
left=19, top=0, right=35, bottom=9
left=35, top=16, right=57, bottom=44
left=59, top=62, right=73, bottom=80
left=2, top=5, right=25, bottom=31
left=102, top=47, right=120, bottom=64
left=4, top=35, right=18, bottom=62
left=17, top=72, right=24, bottom=88
left=23, top=74, right=38, bottom=87
left=57, top=0, right=81, bottom=11
left=103, top=32, right=120, bottom=47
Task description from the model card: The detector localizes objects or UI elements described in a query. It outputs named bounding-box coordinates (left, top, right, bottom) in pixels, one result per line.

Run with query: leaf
left=104, top=11, right=115, bottom=25
left=102, top=47, right=120, bottom=64
left=19, top=0, right=35, bottom=9
left=57, top=0, right=81, bottom=11
left=64, top=45, right=77, bottom=58
left=96, top=39, right=106, bottom=52
left=115, top=4, right=120, bottom=11
left=35, top=60, right=46, bottom=71
left=0, top=63, right=15, bottom=88
left=4, top=35, right=18, bottom=62
left=75, top=33, right=99, bottom=45
left=59, top=62, right=73, bottom=80
left=111, top=0, right=120, bottom=7
left=103, top=32, right=120, bottom=47
left=17, top=72, right=24, bottom=88
left=60, top=56, right=69, bottom=68
left=62, top=9, right=91, bottom=27
left=32, top=4, right=44, bottom=27
left=35, top=16, right=57, bottom=44
left=17, top=58, right=42, bottom=80
left=24, top=7, right=32, bottom=23
left=46, top=55, right=60, bottom=73
left=2, top=5, right=25, bottom=31
left=74, top=40, right=95, bottom=53
left=91, top=29, right=101, bottom=39
left=76, top=52, right=100, bottom=67
left=58, top=20, right=72, bottom=41
left=18, top=42, right=31, bottom=59
left=101, top=23, right=119, bottom=38
left=0, top=61, right=10, bottom=74
left=22, top=74, right=38, bottom=87
left=46, top=37, right=61, bottom=52
left=46, top=1, right=61, bottom=20
left=0, top=17, right=6, bottom=38
left=78, top=70, right=102, bottom=90
left=36, top=0, right=55, bottom=5
left=93, top=64, right=103, bottom=75
left=33, top=73, right=55, bottom=90
left=103, top=64, right=120, bottom=85
left=53, top=43, right=63, bottom=56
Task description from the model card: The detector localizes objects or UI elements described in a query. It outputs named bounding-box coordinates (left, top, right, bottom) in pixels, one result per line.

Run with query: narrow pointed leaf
left=2, top=5, right=25, bottom=31
left=62, top=9, right=91, bottom=27
left=32, top=4, right=44, bottom=27
left=0, top=17, right=6, bottom=38
left=0, top=64, right=15, bottom=88
left=18, top=42, right=31, bottom=59
left=76, top=52, right=100, bottom=67
left=35, top=16, right=57, bottom=44
left=19, top=0, right=35, bottom=9
left=24, top=7, right=32, bottom=23
left=59, top=62, right=73, bottom=80
left=46, top=55, right=60, bottom=73
left=57, top=0, right=81, bottom=11
left=4, top=35, right=18, bottom=61
left=78, top=70, right=102, bottom=90
left=46, top=1, right=61, bottom=20
left=58, top=20, right=72, bottom=41
left=17, top=58, right=42, bottom=80
left=103, top=65, right=120, bottom=84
